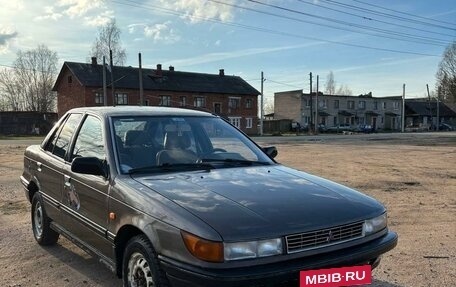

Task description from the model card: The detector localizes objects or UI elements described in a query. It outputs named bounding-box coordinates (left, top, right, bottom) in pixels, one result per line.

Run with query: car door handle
left=64, top=175, right=71, bottom=187
left=37, top=162, right=42, bottom=172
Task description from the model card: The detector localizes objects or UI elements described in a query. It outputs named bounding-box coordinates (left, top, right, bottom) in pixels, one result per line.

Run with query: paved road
left=0, top=132, right=454, bottom=147
left=252, top=131, right=456, bottom=145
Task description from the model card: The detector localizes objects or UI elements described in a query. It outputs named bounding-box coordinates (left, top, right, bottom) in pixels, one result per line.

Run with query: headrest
left=164, top=132, right=191, bottom=149
left=125, top=130, right=144, bottom=146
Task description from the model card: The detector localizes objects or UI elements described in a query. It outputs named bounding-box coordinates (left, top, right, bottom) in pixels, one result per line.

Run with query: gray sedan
left=21, top=106, right=397, bottom=287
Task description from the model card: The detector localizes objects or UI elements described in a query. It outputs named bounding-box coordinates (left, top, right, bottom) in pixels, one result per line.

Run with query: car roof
left=67, top=106, right=216, bottom=118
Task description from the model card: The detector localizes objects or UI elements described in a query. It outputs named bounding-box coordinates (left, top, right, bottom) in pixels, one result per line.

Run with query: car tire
left=123, top=235, right=170, bottom=287
left=31, top=192, right=59, bottom=245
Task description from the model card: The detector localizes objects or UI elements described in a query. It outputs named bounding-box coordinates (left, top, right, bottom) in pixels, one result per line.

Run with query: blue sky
left=1, top=0, right=455, bottom=105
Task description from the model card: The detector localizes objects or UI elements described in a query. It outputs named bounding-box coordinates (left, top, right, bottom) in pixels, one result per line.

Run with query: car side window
left=47, top=113, right=83, bottom=159
left=71, top=115, right=105, bottom=160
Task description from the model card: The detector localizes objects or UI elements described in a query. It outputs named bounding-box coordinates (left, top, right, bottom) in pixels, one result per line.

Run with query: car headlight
left=224, top=238, right=283, bottom=261
left=364, top=213, right=387, bottom=235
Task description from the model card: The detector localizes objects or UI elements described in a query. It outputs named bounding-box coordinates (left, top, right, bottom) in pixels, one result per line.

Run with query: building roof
left=405, top=100, right=456, bottom=117
left=53, top=62, right=260, bottom=96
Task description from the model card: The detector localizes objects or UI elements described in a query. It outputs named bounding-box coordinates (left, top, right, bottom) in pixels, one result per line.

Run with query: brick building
left=274, top=90, right=403, bottom=131
left=53, top=58, right=260, bottom=134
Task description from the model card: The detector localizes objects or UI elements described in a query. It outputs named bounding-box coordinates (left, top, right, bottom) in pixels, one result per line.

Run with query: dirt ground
left=0, top=136, right=455, bottom=287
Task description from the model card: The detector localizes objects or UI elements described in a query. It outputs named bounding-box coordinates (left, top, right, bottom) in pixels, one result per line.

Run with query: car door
left=60, top=114, right=112, bottom=258
left=37, top=113, right=83, bottom=222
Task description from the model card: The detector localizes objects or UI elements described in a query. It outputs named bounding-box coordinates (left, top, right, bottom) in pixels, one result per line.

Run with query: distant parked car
left=354, top=124, right=375, bottom=134
left=327, top=123, right=352, bottom=133
left=317, top=124, right=327, bottom=133
left=438, top=123, right=454, bottom=131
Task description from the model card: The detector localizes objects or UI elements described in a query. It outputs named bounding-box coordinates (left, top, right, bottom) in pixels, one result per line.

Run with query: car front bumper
left=160, top=231, right=398, bottom=287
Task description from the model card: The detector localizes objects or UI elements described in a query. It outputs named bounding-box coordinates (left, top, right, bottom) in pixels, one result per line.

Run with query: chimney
left=169, top=66, right=174, bottom=71
left=91, top=57, right=97, bottom=66
left=219, top=69, right=224, bottom=76
left=156, top=64, right=162, bottom=76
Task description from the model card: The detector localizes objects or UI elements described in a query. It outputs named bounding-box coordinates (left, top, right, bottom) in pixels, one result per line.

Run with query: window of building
left=68, top=75, right=72, bottom=84
left=358, top=101, right=366, bottom=110
left=95, top=93, right=104, bottom=105
left=333, top=116, right=337, bottom=126
left=115, top=93, right=128, bottom=105
left=373, top=101, right=378, bottom=110
left=393, top=101, right=399, bottom=110
left=305, top=99, right=310, bottom=107
left=194, top=97, right=205, bottom=108
left=334, top=100, right=339, bottom=109
left=229, top=97, right=241, bottom=109
left=214, top=103, right=222, bottom=114
left=347, top=100, right=355, bottom=109
left=159, top=95, right=171, bottom=106
left=145, top=100, right=150, bottom=106
left=318, top=99, right=327, bottom=109
left=229, top=117, right=241, bottom=129
left=382, top=102, right=387, bottom=110
left=304, top=116, right=311, bottom=124
left=381, top=116, right=384, bottom=124
left=246, top=98, right=253, bottom=109
left=180, top=96, right=186, bottom=107
left=246, top=118, right=253, bottom=129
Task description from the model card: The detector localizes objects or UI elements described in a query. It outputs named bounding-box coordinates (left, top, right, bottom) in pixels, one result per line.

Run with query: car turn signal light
left=181, top=231, right=223, bottom=263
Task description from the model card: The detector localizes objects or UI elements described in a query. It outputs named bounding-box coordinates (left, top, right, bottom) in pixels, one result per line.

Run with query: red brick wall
left=56, top=67, right=86, bottom=117
left=57, top=73, right=258, bottom=134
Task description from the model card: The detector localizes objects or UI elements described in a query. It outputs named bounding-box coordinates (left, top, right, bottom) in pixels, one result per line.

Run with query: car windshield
left=111, top=116, right=273, bottom=173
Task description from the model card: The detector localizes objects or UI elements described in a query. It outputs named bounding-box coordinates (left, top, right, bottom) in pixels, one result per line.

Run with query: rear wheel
left=31, top=193, right=59, bottom=245
left=122, top=235, right=169, bottom=287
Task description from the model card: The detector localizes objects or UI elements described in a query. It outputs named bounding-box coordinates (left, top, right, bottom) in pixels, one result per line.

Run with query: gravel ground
left=0, top=134, right=455, bottom=287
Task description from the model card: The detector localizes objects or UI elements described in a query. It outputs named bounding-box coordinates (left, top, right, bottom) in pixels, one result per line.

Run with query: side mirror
left=262, top=146, right=278, bottom=159
left=71, top=157, right=107, bottom=177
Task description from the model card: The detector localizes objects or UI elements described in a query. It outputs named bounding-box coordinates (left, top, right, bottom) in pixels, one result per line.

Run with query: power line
left=266, top=79, right=304, bottom=89
left=296, top=0, right=456, bottom=38
left=320, top=0, right=456, bottom=31
left=351, top=0, right=456, bottom=28
left=110, top=0, right=440, bottom=57
left=245, top=0, right=452, bottom=45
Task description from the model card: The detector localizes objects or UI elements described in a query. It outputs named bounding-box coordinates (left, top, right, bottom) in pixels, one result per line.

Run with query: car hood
left=132, top=165, right=384, bottom=241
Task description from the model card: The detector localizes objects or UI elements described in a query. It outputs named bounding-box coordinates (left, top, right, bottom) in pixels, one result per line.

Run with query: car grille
left=285, top=221, right=364, bottom=254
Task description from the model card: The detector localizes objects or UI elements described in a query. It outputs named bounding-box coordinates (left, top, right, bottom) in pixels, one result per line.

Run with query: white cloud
left=84, top=10, right=114, bottom=26
left=34, top=6, right=63, bottom=21
left=166, top=42, right=324, bottom=67
left=160, top=0, right=236, bottom=23
left=143, top=22, right=180, bottom=44
left=0, top=27, right=18, bottom=54
left=57, top=0, right=105, bottom=18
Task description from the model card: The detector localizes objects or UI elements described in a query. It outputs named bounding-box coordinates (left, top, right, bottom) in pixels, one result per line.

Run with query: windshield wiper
left=128, top=163, right=214, bottom=174
left=200, top=158, right=271, bottom=166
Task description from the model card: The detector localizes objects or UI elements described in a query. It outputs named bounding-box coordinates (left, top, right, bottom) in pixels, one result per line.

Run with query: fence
left=0, top=111, right=58, bottom=135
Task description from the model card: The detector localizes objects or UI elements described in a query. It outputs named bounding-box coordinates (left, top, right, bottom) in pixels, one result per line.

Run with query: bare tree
left=90, top=19, right=126, bottom=65
left=325, top=71, right=336, bottom=95
left=436, top=41, right=456, bottom=103
left=0, top=45, right=58, bottom=112
left=264, top=99, right=274, bottom=115
left=337, top=84, right=353, bottom=96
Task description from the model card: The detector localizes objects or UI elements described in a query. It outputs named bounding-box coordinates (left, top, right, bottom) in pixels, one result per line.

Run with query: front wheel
left=31, top=193, right=59, bottom=245
left=122, top=235, right=169, bottom=287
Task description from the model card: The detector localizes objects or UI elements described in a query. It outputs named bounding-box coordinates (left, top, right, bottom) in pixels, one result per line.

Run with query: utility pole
left=315, top=75, right=319, bottom=133
left=401, top=84, right=405, bottom=132
left=437, top=86, right=441, bottom=130
left=426, top=84, right=433, bottom=129
left=103, top=56, right=107, bottom=106
left=110, top=50, right=115, bottom=106
left=309, top=72, right=313, bottom=133
left=139, top=53, right=144, bottom=106
left=260, top=71, right=265, bottom=136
